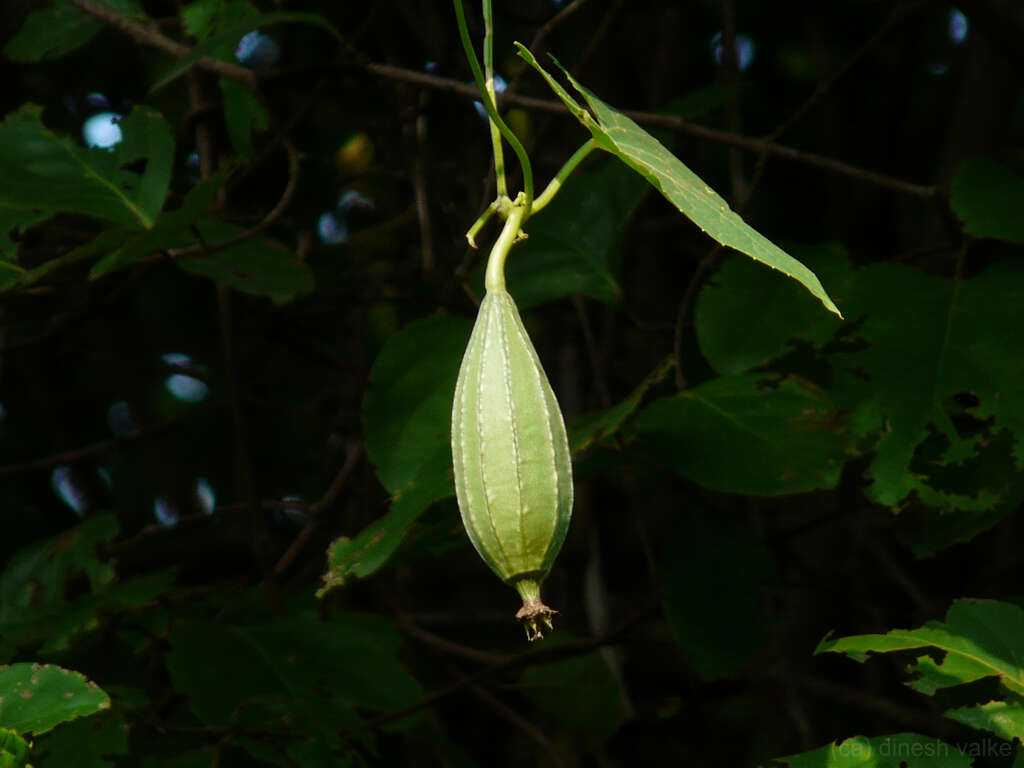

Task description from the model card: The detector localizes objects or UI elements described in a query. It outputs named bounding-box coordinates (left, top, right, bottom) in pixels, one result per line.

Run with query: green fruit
left=451, top=287, right=573, bottom=640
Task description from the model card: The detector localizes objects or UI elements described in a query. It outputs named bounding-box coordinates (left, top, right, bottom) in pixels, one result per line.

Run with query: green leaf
left=3, top=0, right=145, bottom=62
left=0, top=515, right=175, bottom=659
left=34, top=712, right=129, bottom=768
left=0, top=664, right=109, bottom=736
left=516, top=641, right=625, bottom=738
left=570, top=356, right=673, bottom=454
left=951, top=158, right=1024, bottom=245
left=87, top=175, right=226, bottom=279
left=151, top=11, right=343, bottom=92
left=945, top=700, right=1024, bottom=742
left=840, top=262, right=1024, bottom=508
left=696, top=245, right=850, bottom=375
left=0, top=728, right=29, bottom=768
left=514, top=45, right=842, bottom=318
left=166, top=613, right=423, bottom=730
left=181, top=0, right=222, bottom=40
left=769, top=733, right=974, bottom=767
left=220, top=78, right=268, bottom=160
left=176, top=219, right=314, bottom=303
left=317, top=316, right=471, bottom=595
left=318, top=450, right=453, bottom=595
left=0, top=105, right=173, bottom=229
left=660, top=510, right=777, bottom=680
left=632, top=374, right=845, bottom=495
left=478, top=157, right=648, bottom=308
left=363, top=315, right=471, bottom=493
left=0, top=515, right=118, bottom=619
left=816, top=599, right=1024, bottom=696
left=0, top=208, right=46, bottom=262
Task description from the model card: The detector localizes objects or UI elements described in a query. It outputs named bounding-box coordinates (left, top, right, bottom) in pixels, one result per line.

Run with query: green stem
left=531, top=138, right=598, bottom=214
left=484, top=196, right=527, bottom=293
left=465, top=199, right=500, bottom=248
left=453, top=0, right=534, bottom=215
left=482, top=0, right=507, bottom=199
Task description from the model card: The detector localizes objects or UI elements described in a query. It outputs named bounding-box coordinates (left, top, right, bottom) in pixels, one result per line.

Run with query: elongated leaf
left=817, top=599, right=1024, bottom=696
left=0, top=664, right=109, bottom=736
left=632, top=373, right=845, bottom=495
left=951, top=158, right=1024, bottom=245
left=770, top=733, right=974, bottom=767
left=0, top=105, right=173, bottom=229
left=515, top=45, right=841, bottom=318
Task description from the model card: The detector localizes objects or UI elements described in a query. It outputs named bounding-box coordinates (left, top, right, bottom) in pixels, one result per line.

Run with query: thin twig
left=742, top=0, right=935, bottom=208
left=0, top=407, right=216, bottom=479
left=797, top=675, right=938, bottom=729
left=572, top=295, right=611, bottom=409
left=73, top=0, right=938, bottom=200
left=168, top=138, right=302, bottom=259
left=360, top=63, right=936, bottom=199
left=412, top=90, right=435, bottom=275
left=272, top=442, right=363, bottom=577
left=463, top=674, right=566, bottom=768
left=66, top=0, right=256, bottom=87
left=506, top=0, right=594, bottom=94
left=527, top=0, right=593, bottom=55
left=187, top=67, right=268, bottom=573
left=396, top=618, right=512, bottom=666
left=364, top=599, right=657, bottom=729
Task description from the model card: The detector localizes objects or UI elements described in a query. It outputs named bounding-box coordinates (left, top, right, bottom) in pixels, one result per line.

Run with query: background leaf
left=632, top=374, right=845, bottom=495
left=951, top=158, right=1024, bottom=245
left=0, top=105, right=173, bottom=229
left=816, top=599, right=1024, bottom=696
left=516, top=641, right=626, bottom=739
left=3, top=0, right=145, bottom=62
left=0, top=664, right=109, bottom=736
left=660, top=509, right=778, bottom=680
left=474, top=156, right=649, bottom=308
left=34, top=712, right=129, bottom=768
left=696, top=245, right=850, bottom=375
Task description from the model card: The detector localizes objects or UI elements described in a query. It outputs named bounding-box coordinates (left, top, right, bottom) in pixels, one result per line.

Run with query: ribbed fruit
left=451, top=288, right=573, bottom=640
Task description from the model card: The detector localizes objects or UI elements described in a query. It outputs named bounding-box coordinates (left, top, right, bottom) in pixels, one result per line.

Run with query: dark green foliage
left=1, top=1, right=1022, bottom=766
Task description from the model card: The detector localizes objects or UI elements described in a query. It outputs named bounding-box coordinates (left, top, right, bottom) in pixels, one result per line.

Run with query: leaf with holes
left=0, top=664, right=109, bottom=736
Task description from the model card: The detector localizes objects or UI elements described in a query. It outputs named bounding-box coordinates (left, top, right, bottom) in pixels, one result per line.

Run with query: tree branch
left=66, top=0, right=256, bottom=87
left=361, top=63, right=938, bottom=199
